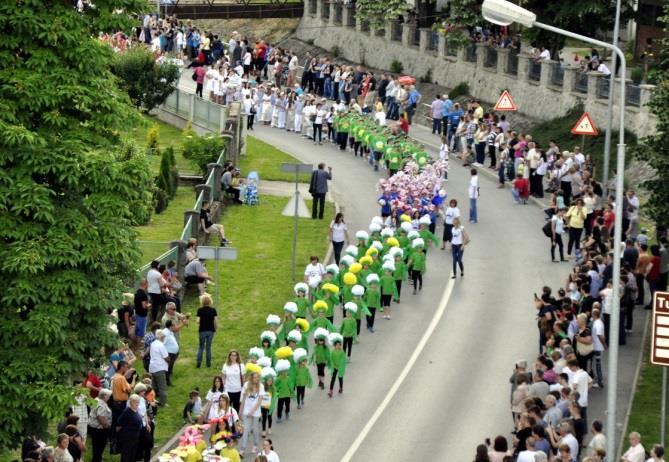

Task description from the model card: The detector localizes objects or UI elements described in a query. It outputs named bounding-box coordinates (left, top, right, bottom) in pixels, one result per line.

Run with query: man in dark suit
left=309, top=163, right=332, bottom=219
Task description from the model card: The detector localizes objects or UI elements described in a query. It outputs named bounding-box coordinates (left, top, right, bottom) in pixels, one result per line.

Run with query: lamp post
left=602, top=0, right=623, bottom=192
left=481, top=0, right=627, bottom=459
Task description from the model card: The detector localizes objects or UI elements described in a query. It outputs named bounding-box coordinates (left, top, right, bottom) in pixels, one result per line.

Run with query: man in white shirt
left=468, top=168, right=479, bottom=223
left=556, top=422, right=579, bottom=460
left=537, top=46, right=551, bottom=61
left=622, top=432, right=646, bottom=462
left=591, top=309, right=607, bottom=387
left=516, top=436, right=538, bottom=462
left=149, top=331, right=169, bottom=405
left=597, top=62, right=611, bottom=76
left=586, top=420, right=607, bottom=457
left=569, top=359, right=593, bottom=423
left=146, top=260, right=165, bottom=322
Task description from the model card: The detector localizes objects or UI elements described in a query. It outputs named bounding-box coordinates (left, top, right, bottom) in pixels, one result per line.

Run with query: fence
left=333, top=2, right=342, bottom=24
left=321, top=0, right=329, bottom=20
left=464, top=45, right=477, bottom=62
left=626, top=83, right=641, bottom=107
left=360, top=19, right=370, bottom=33
left=529, top=61, right=541, bottom=81
left=598, top=77, right=610, bottom=99
left=506, top=51, right=518, bottom=75
left=309, top=0, right=316, bottom=15
left=390, top=21, right=402, bottom=42
left=428, top=31, right=439, bottom=51
left=163, top=88, right=225, bottom=132
left=551, top=63, right=564, bottom=87
left=574, top=72, right=588, bottom=93
left=484, top=47, right=497, bottom=68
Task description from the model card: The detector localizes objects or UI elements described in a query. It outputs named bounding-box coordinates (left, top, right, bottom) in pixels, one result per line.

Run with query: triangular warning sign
left=570, top=112, right=599, bottom=136
left=494, top=90, right=517, bottom=111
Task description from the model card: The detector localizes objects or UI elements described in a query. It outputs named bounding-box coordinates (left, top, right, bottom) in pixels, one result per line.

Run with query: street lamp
left=481, top=0, right=627, bottom=459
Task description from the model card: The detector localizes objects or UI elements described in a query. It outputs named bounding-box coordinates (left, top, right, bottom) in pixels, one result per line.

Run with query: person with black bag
left=549, top=208, right=567, bottom=262
left=308, top=163, right=332, bottom=220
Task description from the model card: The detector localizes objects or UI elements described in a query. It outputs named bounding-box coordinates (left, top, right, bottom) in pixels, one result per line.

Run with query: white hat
left=369, top=223, right=382, bottom=233
left=412, top=238, right=425, bottom=248
left=326, top=263, right=340, bottom=275
left=328, top=332, right=344, bottom=346
left=356, top=230, right=369, bottom=241
left=408, top=230, right=419, bottom=240
left=260, top=330, right=277, bottom=344
left=313, top=327, right=330, bottom=341
left=371, top=216, right=383, bottom=226
left=258, top=356, right=272, bottom=368
left=351, top=284, right=365, bottom=296
left=293, top=347, right=308, bottom=362
left=283, top=302, right=298, bottom=313
left=275, top=359, right=291, bottom=373
left=400, top=222, right=413, bottom=233
left=344, top=302, right=358, bottom=314
left=366, top=273, right=380, bottom=284
left=340, top=255, right=355, bottom=267
left=345, top=245, right=359, bottom=257
left=380, top=228, right=394, bottom=237
left=419, top=215, right=432, bottom=225
left=287, top=329, right=302, bottom=343
left=249, top=347, right=265, bottom=359
left=266, top=315, right=281, bottom=326
left=294, top=282, right=309, bottom=295
left=371, top=241, right=384, bottom=251
left=308, top=275, right=322, bottom=288
left=382, top=261, right=396, bottom=272
left=378, top=198, right=386, bottom=206
left=382, top=253, right=394, bottom=262
left=438, top=189, right=447, bottom=198
left=261, top=366, right=276, bottom=379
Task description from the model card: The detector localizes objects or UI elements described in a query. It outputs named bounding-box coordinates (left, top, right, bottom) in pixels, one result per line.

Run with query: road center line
left=340, top=278, right=456, bottom=462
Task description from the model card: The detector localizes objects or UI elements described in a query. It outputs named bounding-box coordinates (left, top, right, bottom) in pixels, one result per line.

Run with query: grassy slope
left=240, top=137, right=311, bottom=183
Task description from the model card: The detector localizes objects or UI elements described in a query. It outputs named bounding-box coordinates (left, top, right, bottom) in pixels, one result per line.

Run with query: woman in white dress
left=262, top=91, right=272, bottom=124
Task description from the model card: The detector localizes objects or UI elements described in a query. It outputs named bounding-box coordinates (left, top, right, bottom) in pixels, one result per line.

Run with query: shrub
left=390, top=59, right=404, bottom=74
left=182, top=133, right=226, bottom=176
left=332, top=45, right=341, bottom=58
left=421, top=69, right=433, bottom=84
left=146, top=124, right=159, bottom=155
left=154, top=188, right=169, bottom=214
left=631, top=67, right=643, bottom=85
left=449, top=82, right=470, bottom=99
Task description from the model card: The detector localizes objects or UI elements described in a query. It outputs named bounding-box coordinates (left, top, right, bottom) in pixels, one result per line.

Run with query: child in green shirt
left=260, top=370, right=277, bottom=437
left=310, top=328, right=331, bottom=389
left=339, top=303, right=358, bottom=360
left=327, top=333, right=347, bottom=397
left=274, top=359, right=293, bottom=423
left=392, top=248, right=407, bottom=303
left=293, top=282, right=311, bottom=320
left=380, top=262, right=399, bottom=321
left=292, top=349, right=312, bottom=409
left=408, top=238, right=427, bottom=295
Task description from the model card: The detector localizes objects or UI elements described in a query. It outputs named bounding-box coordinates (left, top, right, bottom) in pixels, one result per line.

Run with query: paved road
left=174, top=74, right=646, bottom=459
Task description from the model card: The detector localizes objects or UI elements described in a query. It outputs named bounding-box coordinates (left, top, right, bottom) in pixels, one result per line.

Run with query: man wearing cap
left=149, top=331, right=169, bottom=405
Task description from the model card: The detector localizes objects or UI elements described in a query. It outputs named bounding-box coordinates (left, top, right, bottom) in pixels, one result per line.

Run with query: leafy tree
left=146, top=124, right=160, bottom=155
left=0, top=0, right=152, bottom=449
left=633, top=3, right=669, bottom=231
left=355, top=0, right=411, bottom=28
left=434, top=0, right=483, bottom=48
left=182, top=132, right=227, bottom=177
left=112, top=46, right=180, bottom=112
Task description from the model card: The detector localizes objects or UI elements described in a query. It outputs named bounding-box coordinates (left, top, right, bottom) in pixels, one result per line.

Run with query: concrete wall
left=296, top=2, right=657, bottom=137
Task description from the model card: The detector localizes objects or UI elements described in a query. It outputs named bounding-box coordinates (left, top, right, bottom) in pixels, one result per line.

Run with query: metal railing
left=574, top=72, right=588, bottom=93
left=333, top=2, right=342, bottom=24
left=445, top=43, right=457, bottom=57
left=484, top=47, right=497, bottom=68
left=308, top=0, right=316, bottom=15
left=551, top=64, right=564, bottom=86
left=598, top=76, right=610, bottom=99
left=506, top=51, right=518, bottom=75
left=390, top=21, right=402, bottom=42
left=406, top=24, right=418, bottom=47
left=464, top=45, right=477, bottom=62
left=428, top=31, right=438, bottom=51
left=345, top=4, right=355, bottom=27
left=529, top=61, right=541, bottom=81
left=321, top=0, right=330, bottom=20
left=375, top=27, right=385, bottom=37
left=136, top=247, right=179, bottom=283
left=164, top=88, right=225, bottom=132
left=626, top=83, right=641, bottom=107
left=361, top=19, right=370, bottom=33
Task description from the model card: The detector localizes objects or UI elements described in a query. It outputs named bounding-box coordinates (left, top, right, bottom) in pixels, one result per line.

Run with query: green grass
left=146, top=195, right=333, bottom=449
left=125, top=114, right=196, bottom=175
left=625, top=328, right=668, bottom=451
left=240, top=136, right=310, bottom=183
left=135, top=187, right=196, bottom=262
left=529, top=105, right=637, bottom=182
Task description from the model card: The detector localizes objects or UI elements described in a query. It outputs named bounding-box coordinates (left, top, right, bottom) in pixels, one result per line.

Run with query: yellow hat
left=322, top=282, right=340, bottom=294
left=349, top=262, right=362, bottom=274
left=313, top=300, right=328, bottom=311
left=359, top=255, right=373, bottom=266
left=343, top=272, right=357, bottom=285
left=365, top=247, right=379, bottom=256
left=296, top=318, right=310, bottom=332
left=387, top=237, right=400, bottom=247
left=400, top=214, right=411, bottom=222
left=275, top=346, right=293, bottom=359
left=245, top=363, right=262, bottom=375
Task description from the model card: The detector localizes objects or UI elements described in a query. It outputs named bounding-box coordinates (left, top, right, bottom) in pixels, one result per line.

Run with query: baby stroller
left=244, top=171, right=260, bottom=205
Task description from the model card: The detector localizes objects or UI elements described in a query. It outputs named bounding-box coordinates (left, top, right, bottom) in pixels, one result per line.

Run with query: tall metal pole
left=602, top=0, right=622, bottom=192
left=291, top=167, right=299, bottom=282
left=662, top=367, right=667, bottom=447
left=534, top=22, right=626, bottom=460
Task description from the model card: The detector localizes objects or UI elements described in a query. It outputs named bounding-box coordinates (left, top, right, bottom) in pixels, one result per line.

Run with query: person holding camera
left=308, top=163, right=332, bottom=220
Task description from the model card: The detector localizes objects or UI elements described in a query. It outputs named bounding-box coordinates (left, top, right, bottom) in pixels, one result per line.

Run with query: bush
left=146, top=124, right=159, bottom=155
left=331, top=45, right=341, bottom=58
left=449, top=82, right=470, bottom=99
left=390, top=59, right=404, bottom=74
left=112, top=47, right=180, bottom=111
left=154, top=188, right=169, bottom=214
left=156, top=148, right=177, bottom=200
left=631, top=67, right=643, bottom=85
left=421, top=69, right=433, bottom=84
left=182, top=133, right=226, bottom=176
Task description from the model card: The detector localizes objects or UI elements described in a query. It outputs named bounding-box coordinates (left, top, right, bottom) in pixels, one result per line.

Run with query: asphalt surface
left=174, top=75, right=647, bottom=460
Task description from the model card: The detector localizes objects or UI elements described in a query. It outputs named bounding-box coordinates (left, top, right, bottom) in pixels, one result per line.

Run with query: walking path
left=174, top=75, right=646, bottom=460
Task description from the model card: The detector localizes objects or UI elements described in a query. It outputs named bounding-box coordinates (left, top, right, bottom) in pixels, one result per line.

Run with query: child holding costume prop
left=260, top=366, right=276, bottom=437
left=340, top=271, right=358, bottom=317
left=293, top=283, right=311, bottom=320
left=318, top=283, right=339, bottom=324
left=310, top=328, right=331, bottom=389
left=340, top=303, right=358, bottom=359
left=292, top=348, right=312, bottom=409
left=408, top=238, right=426, bottom=295
left=364, top=273, right=382, bottom=322
left=260, top=330, right=277, bottom=363
left=380, top=261, right=399, bottom=320
left=392, top=248, right=407, bottom=303
left=295, top=318, right=310, bottom=352
left=278, top=303, right=297, bottom=344
left=351, top=283, right=371, bottom=337
left=310, top=300, right=336, bottom=332
left=273, top=358, right=293, bottom=423
left=327, top=333, right=347, bottom=397
left=418, top=215, right=440, bottom=254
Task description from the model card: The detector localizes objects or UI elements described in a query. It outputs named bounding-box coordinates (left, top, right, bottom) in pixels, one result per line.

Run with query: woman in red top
left=647, top=245, right=662, bottom=308
left=84, top=369, right=102, bottom=398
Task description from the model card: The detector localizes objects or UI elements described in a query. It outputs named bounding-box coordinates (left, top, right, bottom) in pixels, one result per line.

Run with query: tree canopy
left=355, top=0, right=411, bottom=28
left=0, top=0, right=152, bottom=448
left=633, top=3, right=669, bottom=232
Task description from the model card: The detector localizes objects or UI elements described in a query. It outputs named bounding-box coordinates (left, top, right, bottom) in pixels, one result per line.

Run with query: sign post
left=196, top=246, right=238, bottom=307
left=570, top=112, right=599, bottom=137
left=494, top=90, right=517, bottom=112
left=651, top=291, right=669, bottom=446
left=280, top=163, right=313, bottom=282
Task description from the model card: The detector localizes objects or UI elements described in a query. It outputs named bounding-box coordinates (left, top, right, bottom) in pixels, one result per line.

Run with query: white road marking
left=340, top=278, right=456, bottom=462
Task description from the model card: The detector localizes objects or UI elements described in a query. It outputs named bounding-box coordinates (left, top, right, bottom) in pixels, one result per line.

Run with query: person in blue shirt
left=378, top=190, right=397, bottom=218
left=447, top=103, right=464, bottom=148
left=441, top=94, right=453, bottom=136
left=406, top=86, right=422, bottom=124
